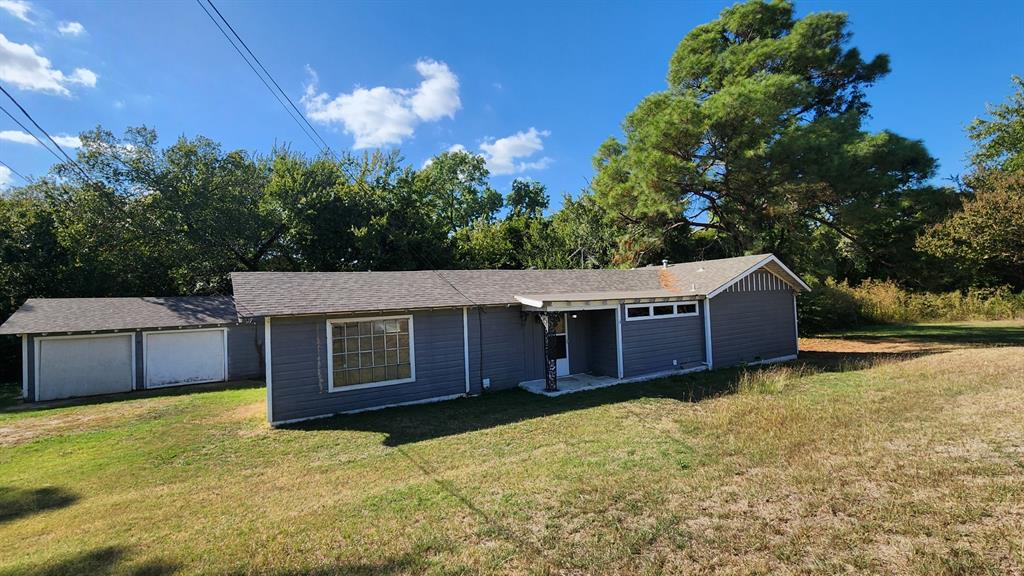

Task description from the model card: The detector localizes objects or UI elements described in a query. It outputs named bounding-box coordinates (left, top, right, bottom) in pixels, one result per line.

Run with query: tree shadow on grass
left=0, top=485, right=78, bottom=524
left=0, top=546, right=180, bottom=576
left=819, top=322, right=1024, bottom=347
left=0, top=380, right=265, bottom=414
left=291, top=346, right=947, bottom=447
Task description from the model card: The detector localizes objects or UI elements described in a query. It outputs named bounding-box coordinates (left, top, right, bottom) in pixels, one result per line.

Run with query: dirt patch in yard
left=800, top=337, right=956, bottom=355
left=0, top=398, right=176, bottom=447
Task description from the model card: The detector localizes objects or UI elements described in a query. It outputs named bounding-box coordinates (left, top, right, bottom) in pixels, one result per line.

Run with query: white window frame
left=325, top=314, right=416, bottom=392
left=624, top=301, right=700, bottom=321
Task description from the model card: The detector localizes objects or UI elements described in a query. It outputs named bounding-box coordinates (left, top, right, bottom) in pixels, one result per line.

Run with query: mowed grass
left=1, top=322, right=1023, bottom=575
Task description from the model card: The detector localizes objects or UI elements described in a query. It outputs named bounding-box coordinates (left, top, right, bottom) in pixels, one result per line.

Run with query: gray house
left=229, top=253, right=808, bottom=425
left=0, top=254, right=809, bottom=425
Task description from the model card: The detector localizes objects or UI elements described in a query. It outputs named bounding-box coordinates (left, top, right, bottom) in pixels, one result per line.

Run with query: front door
left=554, top=313, right=569, bottom=376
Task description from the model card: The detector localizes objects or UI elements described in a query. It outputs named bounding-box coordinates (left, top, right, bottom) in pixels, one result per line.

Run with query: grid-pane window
left=331, top=318, right=412, bottom=388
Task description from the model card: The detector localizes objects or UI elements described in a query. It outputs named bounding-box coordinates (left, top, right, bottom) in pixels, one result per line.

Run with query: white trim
left=555, top=313, right=570, bottom=377
left=615, top=305, right=624, bottom=379
left=269, top=393, right=466, bottom=427
left=624, top=301, right=699, bottom=321
left=742, top=354, right=798, bottom=367
left=462, top=307, right=470, bottom=394
left=325, top=314, right=416, bottom=393
left=141, top=327, right=229, bottom=389
left=793, top=292, right=799, bottom=353
left=264, top=317, right=273, bottom=423
left=33, top=332, right=136, bottom=402
left=703, top=298, right=713, bottom=369
left=515, top=296, right=545, bottom=308
left=707, top=255, right=811, bottom=299
left=21, top=334, right=28, bottom=400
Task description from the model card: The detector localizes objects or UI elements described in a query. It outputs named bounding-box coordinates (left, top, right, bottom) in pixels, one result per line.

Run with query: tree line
left=1, top=0, right=1021, bottom=378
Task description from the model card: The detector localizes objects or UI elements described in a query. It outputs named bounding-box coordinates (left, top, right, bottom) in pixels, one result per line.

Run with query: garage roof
left=0, top=296, right=240, bottom=335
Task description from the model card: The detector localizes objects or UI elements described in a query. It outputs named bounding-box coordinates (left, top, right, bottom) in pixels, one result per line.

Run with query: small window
left=675, top=303, right=697, bottom=315
left=329, top=316, right=414, bottom=390
left=625, top=301, right=700, bottom=321
left=627, top=307, right=650, bottom=319
left=652, top=305, right=674, bottom=316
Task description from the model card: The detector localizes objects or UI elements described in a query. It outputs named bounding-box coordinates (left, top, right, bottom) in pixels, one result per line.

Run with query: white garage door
left=145, top=329, right=226, bottom=388
left=36, top=334, right=134, bottom=401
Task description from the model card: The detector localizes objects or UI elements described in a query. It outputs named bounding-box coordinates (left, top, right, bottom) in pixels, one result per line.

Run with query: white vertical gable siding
left=722, top=270, right=792, bottom=293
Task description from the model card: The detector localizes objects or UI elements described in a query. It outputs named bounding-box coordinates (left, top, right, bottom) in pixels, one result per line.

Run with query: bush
left=798, top=278, right=1024, bottom=334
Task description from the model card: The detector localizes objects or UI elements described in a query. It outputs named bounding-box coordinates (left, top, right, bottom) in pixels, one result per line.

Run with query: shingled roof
left=230, top=254, right=808, bottom=318
left=0, top=296, right=240, bottom=335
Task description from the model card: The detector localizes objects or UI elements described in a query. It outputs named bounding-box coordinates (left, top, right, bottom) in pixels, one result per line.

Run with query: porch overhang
left=514, top=289, right=701, bottom=311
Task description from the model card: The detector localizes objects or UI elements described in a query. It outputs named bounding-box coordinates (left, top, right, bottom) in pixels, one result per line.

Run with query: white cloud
left=53, top=134, right=81, bottom=148
left=479, top=128, right=552, bottom=175
left=0, top=129, right=81, bottom=148
left=0, top=165, right=12, bottom=189
left=409, top=59, right=460, bottom=121
left=0, top=0, right=32, bottom=23
left=57, top=21, right=85, bottom=36
left=0, top=33, right=98, bottom=95
left=0, top=129, right=37, bottom=145
left=302, top=59, right=461, bottom=149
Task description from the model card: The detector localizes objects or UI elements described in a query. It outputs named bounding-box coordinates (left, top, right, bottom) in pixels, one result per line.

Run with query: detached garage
left=0, top=297, right=263, bottom=402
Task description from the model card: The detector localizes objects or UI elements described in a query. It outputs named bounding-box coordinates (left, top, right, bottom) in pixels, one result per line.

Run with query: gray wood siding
left=587, top=309, right=618, bottom=377
left=227, top=323, right=262, bottom=379
left=25, top=335, right=34, bottom=401
left=620, top=304, right=705, bottom=378
left=468, top=306, right=531, bottom=393
left=709, top=289, right=797, bottom=367
left=567, top=313, right=590, bottom=375
left=521, top=313, right=545, bottom=384
left=269, top=309, right=466, bottom=423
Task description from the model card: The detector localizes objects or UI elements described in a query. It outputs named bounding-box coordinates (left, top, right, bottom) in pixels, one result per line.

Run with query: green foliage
left=798, top=278, right=1024, bottom=333
left=591, top=0, right=953, bottom=285
left=916, top=171, right=1024, bottom=290
left=967, top=75, right=1024, bottom=173
left=416, top=150, right=503, bottom=234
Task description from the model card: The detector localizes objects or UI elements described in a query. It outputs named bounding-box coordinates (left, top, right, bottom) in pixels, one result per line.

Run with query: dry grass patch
left=0, top=323, right=1022, bottom=575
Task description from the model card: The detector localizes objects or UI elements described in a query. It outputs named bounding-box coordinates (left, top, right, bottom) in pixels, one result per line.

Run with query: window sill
left=327, top=377, right=415, bottom=393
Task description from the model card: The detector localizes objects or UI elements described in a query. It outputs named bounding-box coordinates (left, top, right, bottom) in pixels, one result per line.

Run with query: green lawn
left=1, top=322, right=1022, bottom=575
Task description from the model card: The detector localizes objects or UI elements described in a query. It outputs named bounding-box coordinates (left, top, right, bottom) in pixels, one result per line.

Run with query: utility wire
left=194, top=0, right=329, bottom=158
left=0, top=158, right=30, bottom=184
left=203, top=0, right=338, bottom=159
left=0, top=102, right=67, bottom=167
left=0, top=83, right=93, bottom=182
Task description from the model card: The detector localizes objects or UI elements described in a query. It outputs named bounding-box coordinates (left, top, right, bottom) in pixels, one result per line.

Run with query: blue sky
left=1, top=0, right=1022, bottom=207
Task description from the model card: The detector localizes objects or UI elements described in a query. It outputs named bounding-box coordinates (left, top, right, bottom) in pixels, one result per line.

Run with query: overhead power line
left=0, top=102, right=67, bottom=167
left=195, top=0, right=337, bottom=159
left=203, top=0, right=338, bottom=159
left=0, top=83, right=93, bottom=182
left=0, top=158, right=30, bottom=184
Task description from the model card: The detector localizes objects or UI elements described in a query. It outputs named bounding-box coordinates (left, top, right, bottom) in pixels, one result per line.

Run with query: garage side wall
left=709, top=287, right=797, bottom=367
left=269, top=309, right=466, bottom=423
left=227, top=323, right=262, bottom=380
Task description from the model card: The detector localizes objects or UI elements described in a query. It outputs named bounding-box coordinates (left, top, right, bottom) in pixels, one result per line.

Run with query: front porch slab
left=519, top=365, right=708, bottom=397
